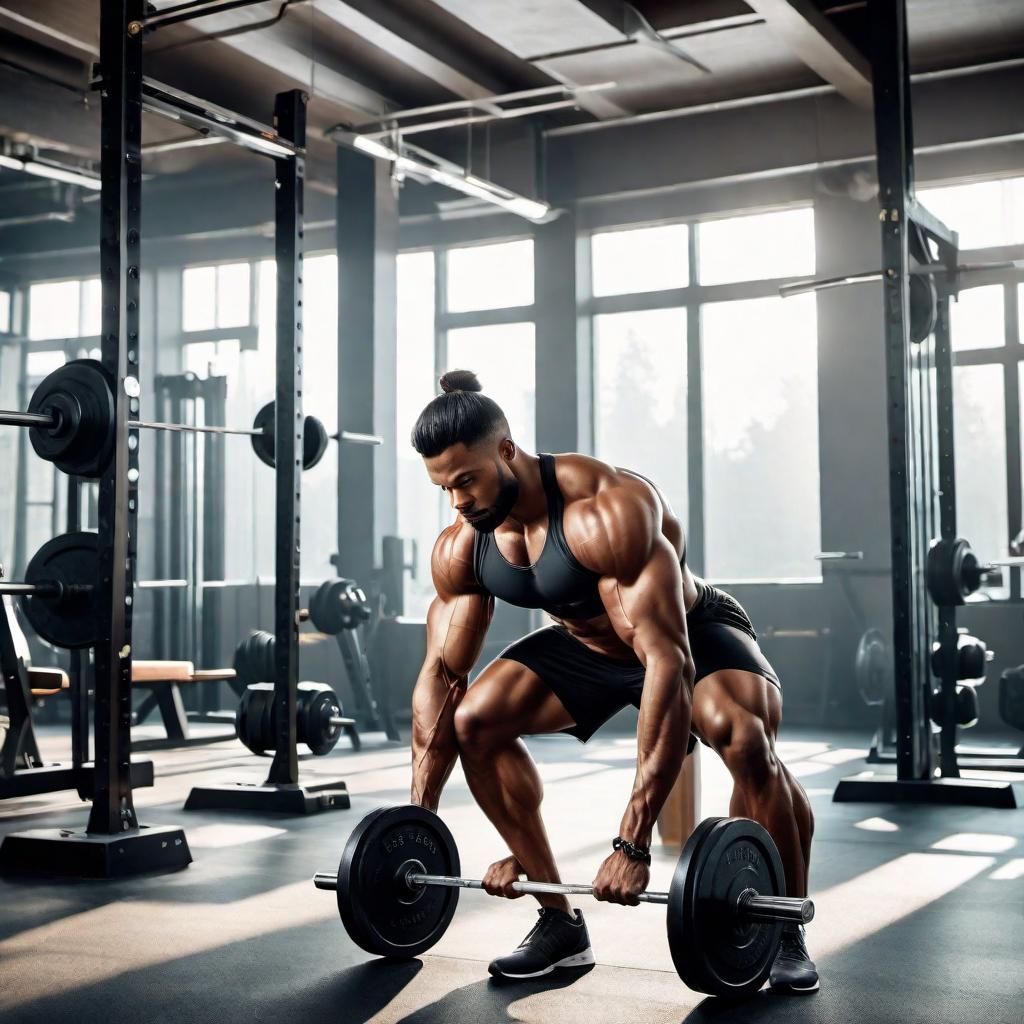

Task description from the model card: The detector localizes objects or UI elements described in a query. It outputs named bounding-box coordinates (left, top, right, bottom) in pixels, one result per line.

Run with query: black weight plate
left=250, top=401, right=329, bottom=471
left=309, top=579, right=345, bottom=635
left=668, top=817, right=785, bottom=998
left=303, top=416, right=330, bottom=470
left=909, top=272, right=937, bottom=345
left=21, top=531, right=100, bottom=649
left=299, top=682, right=343, bottom=756
left=957, top=637, right=987, bottom=681
left=338, top=805, right=460, bottom=959
left=855, top=628, right=890, bottom=707
left=251, top=402, right=276, bottom=468
left=236, top=683, right=275, bottom=754
left=926, top=537, right=979, bottom=607
left=27, top=359, right=115, bottom=479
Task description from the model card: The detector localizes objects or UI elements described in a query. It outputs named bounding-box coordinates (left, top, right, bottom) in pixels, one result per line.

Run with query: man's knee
left=453, top=702, right=504, bottom=754
left=715, top=717, right=778, bottom=789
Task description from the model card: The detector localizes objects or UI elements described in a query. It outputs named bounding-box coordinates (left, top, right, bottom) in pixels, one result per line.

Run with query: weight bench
left=28, top=667, right=70, bottom=697
left=131, top=661, right=239, bottom=751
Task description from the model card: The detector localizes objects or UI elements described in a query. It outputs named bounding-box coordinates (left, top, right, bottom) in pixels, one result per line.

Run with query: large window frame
left=946, top=249, right=1024, bottom=601
left=396, top=237, right=538, bottom=615
left=585, top=207, right=822, bottom=584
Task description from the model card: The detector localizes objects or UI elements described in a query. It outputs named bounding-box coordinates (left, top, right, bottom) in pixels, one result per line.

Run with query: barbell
left=0, top=358, right=382, bottom=479
left=313, top=805, right=814, bottom=998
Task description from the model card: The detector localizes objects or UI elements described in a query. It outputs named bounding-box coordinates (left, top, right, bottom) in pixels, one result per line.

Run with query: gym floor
left=1, top=726, right=1021, bottom=1024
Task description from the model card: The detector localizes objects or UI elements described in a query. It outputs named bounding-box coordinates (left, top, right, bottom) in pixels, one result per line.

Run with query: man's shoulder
left=431, top=520, right=481, bottom=595
left=553, top=453, right=661, bottom=520
left=555, top=456, right=662, bottom=576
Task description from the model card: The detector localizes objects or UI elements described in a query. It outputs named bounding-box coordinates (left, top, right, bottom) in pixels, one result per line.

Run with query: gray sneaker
left=769, top=925, right=819, bottom=993
left=488, top=907, right=595, bottom=980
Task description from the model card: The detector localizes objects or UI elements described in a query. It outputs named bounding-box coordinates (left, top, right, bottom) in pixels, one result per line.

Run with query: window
left=183, top=339, right=241, bottom=377
left=180, top=256, right=335, bottom=582
left=446, top=239, right=533, bottom=312
left=182, top=262, right=251, bottom=332
left=699, top=208, right=815, bottom=286
left=587, top=207, right=819, bottom=583
left=702, top=295, right=821, bottom=581
left=396, top=251, right=440, bottom=616
left=919, top=176, right=1024, bottom=250
left=28, top=278, right=101, bottom=340
left=0, top=290, right=11, bottom=334
left=447, top=323, right=536, bottom=454
left=922, top=177, right=1024, bottom=600
left=25, top=350, right=66, bottom=378
left=396, top=240, right=538, bottom=615
left=594, top=308, right=687, bottom=520
left=591, top=224, right=688, bottom=297
left=950, top=284, right=1005, bottom=352
left=954, top=365, right=1009, bottom=598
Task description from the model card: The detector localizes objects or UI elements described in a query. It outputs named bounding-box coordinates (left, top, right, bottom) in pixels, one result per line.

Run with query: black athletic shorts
left=496, top=583, right=780, bottom=749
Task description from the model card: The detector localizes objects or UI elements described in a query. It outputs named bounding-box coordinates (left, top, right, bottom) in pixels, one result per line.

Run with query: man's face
left=425, top=440, right=519, bottom=533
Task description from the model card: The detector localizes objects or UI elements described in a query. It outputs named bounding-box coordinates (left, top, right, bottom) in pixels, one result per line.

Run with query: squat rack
left=0, top=0, right=346, bottom=878
left=832, top=0, right=1019, bottom=808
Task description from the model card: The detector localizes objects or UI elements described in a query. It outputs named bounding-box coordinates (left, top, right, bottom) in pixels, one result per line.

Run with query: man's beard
left=467, top=466, right=519, bottom=533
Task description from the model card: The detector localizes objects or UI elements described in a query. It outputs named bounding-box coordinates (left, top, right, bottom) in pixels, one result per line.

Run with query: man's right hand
left=482, top=854, right=526, bottom=898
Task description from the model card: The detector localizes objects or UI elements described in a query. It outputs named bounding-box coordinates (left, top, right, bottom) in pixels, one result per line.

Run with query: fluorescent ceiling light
left=346, top=133, right=551, bottom=223
left=0, top=153, right=101, bottom=190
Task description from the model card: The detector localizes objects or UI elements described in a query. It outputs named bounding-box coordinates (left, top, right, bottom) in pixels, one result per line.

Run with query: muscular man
left=408, top=369, right=817, bottom=992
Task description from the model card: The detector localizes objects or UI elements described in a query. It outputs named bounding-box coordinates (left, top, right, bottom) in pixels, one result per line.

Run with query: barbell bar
left=312, top=869, right=813, bottom=924
left=779, top=258, right=1024, bottom=298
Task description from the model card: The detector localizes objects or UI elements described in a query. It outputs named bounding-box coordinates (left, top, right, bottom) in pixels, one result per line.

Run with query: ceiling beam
left=311, top=0, right=502, bottom=100
left=570, top=0, right=710, bottom=72
left=744, top=0, right=872, bottom=106
left=159, top=4, right=393, bottom=122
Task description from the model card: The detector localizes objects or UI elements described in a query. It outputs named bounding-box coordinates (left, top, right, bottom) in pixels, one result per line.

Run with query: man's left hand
left=591, top=850, right=650, bottom=906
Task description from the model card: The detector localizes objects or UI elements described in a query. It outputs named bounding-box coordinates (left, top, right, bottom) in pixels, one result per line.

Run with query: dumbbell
left=312, top=805, right=814, bottom=998
left=236, top=681, right=355, bottom=756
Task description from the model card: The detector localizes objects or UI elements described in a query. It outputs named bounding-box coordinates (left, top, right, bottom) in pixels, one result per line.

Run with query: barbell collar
left=737, top=888, right=814, bottom=925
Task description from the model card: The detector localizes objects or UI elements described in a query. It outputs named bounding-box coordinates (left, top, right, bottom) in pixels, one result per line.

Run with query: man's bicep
left=600, top=536, right=691, bottom=668
left=425, top=589, right=493, bottom=681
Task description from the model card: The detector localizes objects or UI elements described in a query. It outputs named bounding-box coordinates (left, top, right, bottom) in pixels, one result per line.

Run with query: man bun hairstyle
left=439, top=369, right=482, bottom=394
left=412, top=369, right=509, bottom=457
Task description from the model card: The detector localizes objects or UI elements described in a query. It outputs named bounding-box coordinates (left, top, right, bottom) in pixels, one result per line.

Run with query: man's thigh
left=461, top=656, right=577, bottom=737
left=691, top=669, right=783, bottom=749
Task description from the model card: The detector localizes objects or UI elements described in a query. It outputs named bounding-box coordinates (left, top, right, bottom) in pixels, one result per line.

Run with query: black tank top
left=472, top=454, right=606, bottom=620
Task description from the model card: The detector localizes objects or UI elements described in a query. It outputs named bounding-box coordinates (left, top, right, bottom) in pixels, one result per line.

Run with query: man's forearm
left=410, top=668, right=464, bottom=811
left=619, top=658, right=692, bottom=848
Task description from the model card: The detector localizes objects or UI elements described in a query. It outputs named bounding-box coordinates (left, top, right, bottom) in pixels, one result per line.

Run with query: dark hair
left=411, top=369, right=509, bottom=457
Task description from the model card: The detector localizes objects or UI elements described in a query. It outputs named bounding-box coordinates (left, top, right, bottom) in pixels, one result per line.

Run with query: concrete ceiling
left=0, top=0, right=1021, bottom=233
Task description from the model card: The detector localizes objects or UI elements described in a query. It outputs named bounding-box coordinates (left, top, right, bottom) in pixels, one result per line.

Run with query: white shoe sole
left=493, top=948, right=596, bottom=979
left=771, top=977, right=820, bottom=994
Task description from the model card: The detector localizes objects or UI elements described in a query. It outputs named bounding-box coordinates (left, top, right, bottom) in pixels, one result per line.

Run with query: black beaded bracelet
left=612, top=836, right=652, bottom=865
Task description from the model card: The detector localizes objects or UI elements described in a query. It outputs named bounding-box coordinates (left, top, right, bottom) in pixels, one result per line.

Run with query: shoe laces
left=518, top=908, right=576, bottom=958
left=777, top=926, right=809, bottom=962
